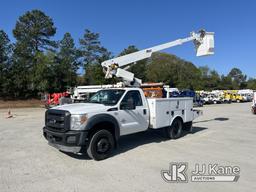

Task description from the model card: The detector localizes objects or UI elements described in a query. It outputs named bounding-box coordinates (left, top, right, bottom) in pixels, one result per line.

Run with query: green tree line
left=0, top=10, right=255, bottom=99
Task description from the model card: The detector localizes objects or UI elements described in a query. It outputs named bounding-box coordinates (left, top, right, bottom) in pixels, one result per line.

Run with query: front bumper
left=43, top=127, right=89, bottom=153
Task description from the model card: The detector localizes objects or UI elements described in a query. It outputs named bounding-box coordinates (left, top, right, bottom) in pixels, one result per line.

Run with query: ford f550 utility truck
left=43, top=30, right=214, bottom=160
left=44, top=88, right=201, bottom=160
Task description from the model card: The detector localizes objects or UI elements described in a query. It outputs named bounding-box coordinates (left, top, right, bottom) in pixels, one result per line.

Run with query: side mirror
left=120, top=101, right=136, bottom=110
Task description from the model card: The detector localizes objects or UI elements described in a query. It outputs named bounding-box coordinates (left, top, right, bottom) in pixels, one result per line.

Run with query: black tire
left=183, top=121, right=193, bottom=133
left=165, top=118, right=183, bottom=139
left=87, top=129, right=114, bottom=161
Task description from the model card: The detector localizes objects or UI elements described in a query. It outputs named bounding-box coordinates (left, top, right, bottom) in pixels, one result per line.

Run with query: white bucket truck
left=43, top=30, right=214, bottom=160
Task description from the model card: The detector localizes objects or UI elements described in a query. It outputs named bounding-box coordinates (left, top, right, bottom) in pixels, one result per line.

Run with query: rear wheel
left=165, top=118, right=183, bottom=139
left=87, top=129, right=114, bottom=161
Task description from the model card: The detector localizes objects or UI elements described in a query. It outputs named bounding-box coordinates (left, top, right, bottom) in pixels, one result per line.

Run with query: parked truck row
left=198, top=89, right=254, bottom=104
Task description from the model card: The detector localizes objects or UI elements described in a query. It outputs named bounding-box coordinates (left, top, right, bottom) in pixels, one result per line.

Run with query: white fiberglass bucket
left=196, top=32, right=214, bottom=57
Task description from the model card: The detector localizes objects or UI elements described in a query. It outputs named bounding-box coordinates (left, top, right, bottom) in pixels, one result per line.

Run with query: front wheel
left=87, top=129, right=114, bottom=161
left=165, top=118, right=183, bottom=139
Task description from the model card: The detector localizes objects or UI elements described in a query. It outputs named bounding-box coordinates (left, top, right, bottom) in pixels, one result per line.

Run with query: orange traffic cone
left=6, top=108, right=13, bottom=118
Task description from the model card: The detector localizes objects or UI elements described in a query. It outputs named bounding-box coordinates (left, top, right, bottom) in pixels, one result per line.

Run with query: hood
left=52, top=103, right=110, bottom=114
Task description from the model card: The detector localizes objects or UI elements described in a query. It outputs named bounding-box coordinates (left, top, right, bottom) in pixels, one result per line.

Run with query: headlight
left=70, top=114, right=88, bottom=130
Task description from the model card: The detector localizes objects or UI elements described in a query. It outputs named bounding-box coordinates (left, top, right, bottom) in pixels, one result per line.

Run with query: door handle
left=143, top=109, right=147, bottom=115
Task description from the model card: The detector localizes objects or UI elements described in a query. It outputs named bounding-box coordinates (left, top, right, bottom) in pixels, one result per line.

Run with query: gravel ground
left=0, top=103, right=255, bottom=192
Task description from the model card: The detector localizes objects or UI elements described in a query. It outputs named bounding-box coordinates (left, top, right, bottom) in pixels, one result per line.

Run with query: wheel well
left=88, top=121, right=116, bottom=141
left=172, top=116, right=184, bottom=125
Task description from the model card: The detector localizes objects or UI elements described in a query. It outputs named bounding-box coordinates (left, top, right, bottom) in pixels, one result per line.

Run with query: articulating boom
left=101, top=30, right=214, bottom=86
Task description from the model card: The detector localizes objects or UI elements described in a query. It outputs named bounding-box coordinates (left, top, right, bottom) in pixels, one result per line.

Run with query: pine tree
left=79, top=29, right=111, bottom=84
left=0, top=30, right=13, bottom=97
left=57, top=32, right=80, bottom=89
left=12, top=9, right=57, bottom=97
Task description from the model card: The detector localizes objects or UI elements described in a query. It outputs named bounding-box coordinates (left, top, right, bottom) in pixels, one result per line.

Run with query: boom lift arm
left=101, top=30, right=214, bottom=86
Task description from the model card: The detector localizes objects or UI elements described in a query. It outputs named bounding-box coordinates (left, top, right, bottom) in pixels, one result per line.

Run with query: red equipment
left=45, top=92, right=69, bottom=108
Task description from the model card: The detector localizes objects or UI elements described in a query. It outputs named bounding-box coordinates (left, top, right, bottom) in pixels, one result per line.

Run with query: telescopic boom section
left=101, top=30, right=214, bottom=86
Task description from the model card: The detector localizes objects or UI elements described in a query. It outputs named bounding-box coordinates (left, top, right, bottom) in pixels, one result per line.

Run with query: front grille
left=45, top=109, right=71, bottom=132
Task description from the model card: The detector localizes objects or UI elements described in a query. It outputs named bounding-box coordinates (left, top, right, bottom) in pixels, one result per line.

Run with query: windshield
left=88, top=89, right=125, bottom=105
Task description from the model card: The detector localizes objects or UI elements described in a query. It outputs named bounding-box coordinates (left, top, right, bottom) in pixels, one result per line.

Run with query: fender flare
left=85, top=114, right=120, bottom=141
